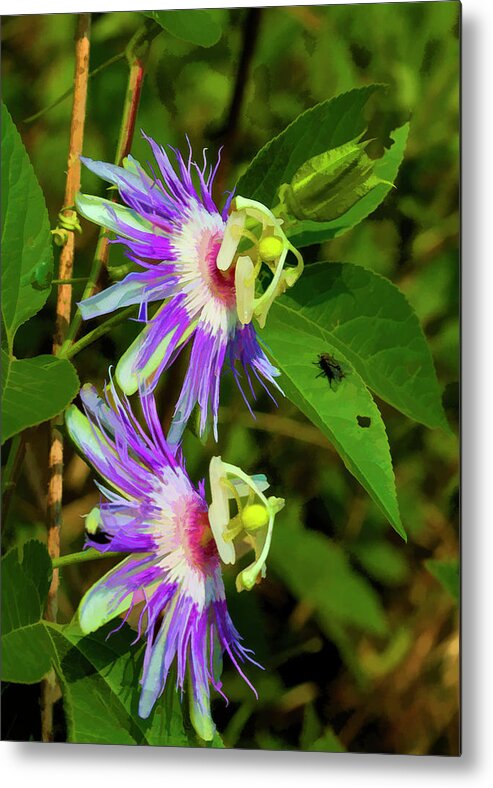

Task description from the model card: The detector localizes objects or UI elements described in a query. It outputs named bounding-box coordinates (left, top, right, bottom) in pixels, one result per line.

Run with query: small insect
left=313, top=353, right=346, bottom=389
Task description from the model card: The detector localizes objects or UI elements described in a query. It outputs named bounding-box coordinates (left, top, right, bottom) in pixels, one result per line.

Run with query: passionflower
left=76, top=135, right=303, bottom=443
left=65, top=380, right=284, bottom=741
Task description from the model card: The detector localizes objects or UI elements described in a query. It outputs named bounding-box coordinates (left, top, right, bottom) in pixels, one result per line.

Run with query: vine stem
left=51, top=277, right=88, bottom=285
left=52, top=548, right=125, bottom=569
left=1, top=434, right=26, bottom=524
left=43, top=12, right=91, bottom=743
left=24, top=51, right=125, bottom=124
left=59, top=20, right=161, bottom=359
left=63, top=304, right=139, bottom=360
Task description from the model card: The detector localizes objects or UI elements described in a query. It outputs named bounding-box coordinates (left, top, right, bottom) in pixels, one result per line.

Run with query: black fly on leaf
left=313, top=353, right=346, bottom=390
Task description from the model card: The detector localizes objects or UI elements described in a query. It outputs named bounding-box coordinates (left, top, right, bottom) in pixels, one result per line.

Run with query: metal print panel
left=1, top=1, right=460, bottom=755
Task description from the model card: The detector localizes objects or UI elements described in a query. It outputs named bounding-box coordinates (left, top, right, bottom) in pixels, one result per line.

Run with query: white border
left=0, top=0, right=463, bottom=14
left=3, top=0, right=493, bottom=785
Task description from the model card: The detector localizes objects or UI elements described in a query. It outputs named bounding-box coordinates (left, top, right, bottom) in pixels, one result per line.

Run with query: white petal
left=78, top=556, right=144, bottom=634
left=234, top=255, right=255, bottom=325
left=115, top=305, right=177, bottom=396
left=207, top=456, right=235, bottom=564
left=78, top=278, right=149, bottom=321
left=76, top=193, right=161, bottom=239
left=216, top=211, right=245, bottom=271
left=65, top=405, right=108, bottom=463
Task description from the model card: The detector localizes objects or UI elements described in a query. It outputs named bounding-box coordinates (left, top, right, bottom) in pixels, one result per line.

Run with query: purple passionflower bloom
left=76, top=135, right=303, bottom=443
left=65, top=381, right=284, bottom=741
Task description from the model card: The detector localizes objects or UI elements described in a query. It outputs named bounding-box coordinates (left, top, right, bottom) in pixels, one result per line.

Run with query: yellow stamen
left=242, top=503, right=269, bottom=532
left=259, top=235, right=284, bottom=263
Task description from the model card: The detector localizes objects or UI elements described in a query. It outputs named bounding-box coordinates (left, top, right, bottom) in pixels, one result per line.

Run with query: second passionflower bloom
left=65, top=380, right=284, bottom=741
left=76, top=135, right=303, bottom=443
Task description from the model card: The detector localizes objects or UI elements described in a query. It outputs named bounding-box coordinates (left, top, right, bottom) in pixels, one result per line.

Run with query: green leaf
left=300, top=704, right=345, bottom=752
left=1, top=351, right=80, bottom=443
left=143, top=10, right=221, bottom=48
left=351, top=540, right=410, bottom=586
left=424, top=558, right=459, bottom=602
left=50, top=621, right=222, bottom=747
left=269, top=515, right=389, bottom=638
left=266, top=262, right=448, bottom=432
left=236, top=85, right=382, bottom=210
left=1, top=103, right=53, bottom=353
left=261, top=293, right=404, bottom=537
left=1, top=540, right=54, bottom=684
left=309, top=729, right=346, bottom=753
left=287, top=124, right=410, bottom=248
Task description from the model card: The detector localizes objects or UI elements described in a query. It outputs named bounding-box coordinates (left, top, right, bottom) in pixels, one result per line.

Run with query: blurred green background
left=1, top=2, right=459, bottom=754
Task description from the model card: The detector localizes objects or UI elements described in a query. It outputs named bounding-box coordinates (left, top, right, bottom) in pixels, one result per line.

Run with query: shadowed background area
left=1, top=2, right=459, bottom=754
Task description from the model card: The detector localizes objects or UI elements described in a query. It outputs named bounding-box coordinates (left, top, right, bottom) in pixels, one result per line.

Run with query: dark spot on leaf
left=357, top=415, right=371, bottom=428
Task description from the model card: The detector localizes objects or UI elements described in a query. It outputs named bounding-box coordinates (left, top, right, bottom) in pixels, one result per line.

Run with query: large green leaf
left=261, top=305, right=403, bottom=537
left=269, top=515, right=389, bottom=639
left=236, top=85, right=382, bottom=209
left=1, top=540, right=54, bottom=684
left=1, top=103, right=53, bottom=353
left=1, top=351, right=79, bottom=443
left=143, top=10, right=221, bottom=48
left=50, top=621, right=222, bottom=747
left=266, top=262, right=448, bottom=431
left=287, top=124, right=410, bottom=248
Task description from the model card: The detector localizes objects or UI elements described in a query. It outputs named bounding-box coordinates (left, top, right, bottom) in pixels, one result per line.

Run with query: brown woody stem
left=43, top=13, right=91, bottom=743
left=59, top=20, right=161, bottom=359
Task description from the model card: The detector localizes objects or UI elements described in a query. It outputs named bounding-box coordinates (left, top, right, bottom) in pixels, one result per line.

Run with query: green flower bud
left=85, top=506, right=102, bottom=535
left=278, top=140, right=389, bottom=223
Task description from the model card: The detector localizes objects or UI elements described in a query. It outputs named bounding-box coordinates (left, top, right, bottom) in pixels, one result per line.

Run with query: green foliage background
left=1, top=3, right=459, bottom=754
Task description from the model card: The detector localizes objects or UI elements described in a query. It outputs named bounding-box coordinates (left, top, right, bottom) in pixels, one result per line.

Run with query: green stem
left=52, top=548, right=125, bottom=569
left=60, top=235, right=110, bottom=354
left=62, top=304, right=138, bottom=359
left=1, top=433, right=26, bottom=522
left=2, top=434, right=22, bottom=495
left=52, top=277, right=88, bottom=285
left=24, top=51, right=126, bottom=124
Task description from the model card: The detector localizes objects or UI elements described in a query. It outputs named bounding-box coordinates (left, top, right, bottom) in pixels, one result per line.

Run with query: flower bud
left=278, top=140, right=387, bottom=223
left=85, top=506, right=102, bottom=535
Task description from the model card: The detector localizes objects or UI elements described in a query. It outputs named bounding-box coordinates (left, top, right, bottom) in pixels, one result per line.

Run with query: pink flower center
left=184, top=499, right=219, bottom=571
left=200, top=233, right=236, bottom=308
